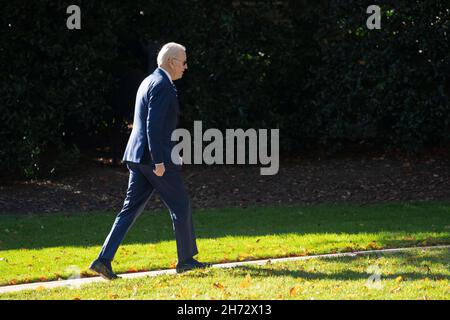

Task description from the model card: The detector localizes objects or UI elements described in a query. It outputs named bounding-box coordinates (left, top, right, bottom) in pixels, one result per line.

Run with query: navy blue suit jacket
left=122, top=68, right=179, bottom=166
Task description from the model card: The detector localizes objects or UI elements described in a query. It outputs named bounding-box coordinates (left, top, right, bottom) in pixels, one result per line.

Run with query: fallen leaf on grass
left=213, top=282, right=225, bottom=290
left=287, top=252, right=300, bottom=257
left=365, top=241, right=380, bottom=250
left=108, top=293, right=119, bottom=299
left=238, top=253, right=250, bottom=261
left=177, top=287, right=189, bottom=298
left=39, top=276, right=48, bottom=282
left=80, top=271, right=91, bottom=277
left=127, top=267, right=138, bottom=273
left=391, top=286, right=401, bottom=293
left=289, top=286, right=302, bottom=297
left=395, top=276, right=403, bottom=283
left=240, top=274, right=252, bottom=289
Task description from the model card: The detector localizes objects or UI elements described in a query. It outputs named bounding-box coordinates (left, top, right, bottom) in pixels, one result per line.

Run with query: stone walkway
left=1, top=245, right=449, bottom=294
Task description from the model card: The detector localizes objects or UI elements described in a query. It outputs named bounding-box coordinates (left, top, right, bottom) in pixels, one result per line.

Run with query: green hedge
left=0, top=1, right=118, bottom=177
left=1, top=0, right=449, bottom=178
left=296, top=0, right=450, bottom=153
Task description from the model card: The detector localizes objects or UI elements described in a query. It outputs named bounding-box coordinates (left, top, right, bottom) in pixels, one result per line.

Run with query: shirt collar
left=159, top=67, right=173, bottom=84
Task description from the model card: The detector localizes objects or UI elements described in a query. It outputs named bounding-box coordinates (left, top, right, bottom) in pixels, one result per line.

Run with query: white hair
left=157, top=42, right=186, bottom=67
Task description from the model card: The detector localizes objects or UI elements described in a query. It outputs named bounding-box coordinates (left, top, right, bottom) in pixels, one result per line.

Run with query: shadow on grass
left=229, top=266, right=450, bottom=282
left=0, top=203, right=450, bottom=250
left=193, top=250, right=450, bottom=281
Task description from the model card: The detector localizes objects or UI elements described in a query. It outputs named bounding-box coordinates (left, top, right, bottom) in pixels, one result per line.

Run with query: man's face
left=170, top=51, right=188, bottom=80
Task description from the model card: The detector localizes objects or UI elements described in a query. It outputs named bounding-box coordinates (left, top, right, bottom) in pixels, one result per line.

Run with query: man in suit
left=89, top=42, right=210, bottom=280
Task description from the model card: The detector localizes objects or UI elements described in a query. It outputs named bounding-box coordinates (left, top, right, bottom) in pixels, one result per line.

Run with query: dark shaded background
left=0, top=0, right=449, bottom=180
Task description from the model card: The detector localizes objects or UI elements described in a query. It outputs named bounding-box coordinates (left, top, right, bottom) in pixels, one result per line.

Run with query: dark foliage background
left=0, top=0, right=449, bottom=179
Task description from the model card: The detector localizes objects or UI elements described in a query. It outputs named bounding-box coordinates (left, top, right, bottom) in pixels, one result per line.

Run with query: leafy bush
left=1, top=0, right=449, bottom=179
left=294, top=0, right=450, bottom=153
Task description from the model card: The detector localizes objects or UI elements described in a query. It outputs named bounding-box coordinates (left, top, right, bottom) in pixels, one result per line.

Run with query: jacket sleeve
left=147, top=83, right=171, bottom=164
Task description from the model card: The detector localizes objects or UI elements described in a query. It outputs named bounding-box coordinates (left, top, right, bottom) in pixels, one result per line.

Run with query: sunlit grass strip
left=1, top=248, right=449, bottom=300
left=0, top=203, right=449, bottom=286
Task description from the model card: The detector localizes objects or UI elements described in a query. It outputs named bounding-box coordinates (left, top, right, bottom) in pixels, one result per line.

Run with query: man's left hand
left=153, top=163, right=166, bottom=176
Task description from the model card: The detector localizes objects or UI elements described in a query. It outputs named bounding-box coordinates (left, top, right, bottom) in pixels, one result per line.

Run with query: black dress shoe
left=176, top=258, right=212, bottom=274
left=89, top=259, right=120, bottom=280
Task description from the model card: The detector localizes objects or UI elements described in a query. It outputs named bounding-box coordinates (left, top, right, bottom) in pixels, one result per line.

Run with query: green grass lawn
left=0, top=203, right=449, bottom=288
left=1, top=247, right=449, bottom=300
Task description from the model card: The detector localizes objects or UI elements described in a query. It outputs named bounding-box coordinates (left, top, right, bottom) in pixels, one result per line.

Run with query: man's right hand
left=153, top=163, right=166, bottom=177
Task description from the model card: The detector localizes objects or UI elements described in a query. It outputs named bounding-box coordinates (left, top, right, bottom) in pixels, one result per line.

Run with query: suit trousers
left=97, top=162, right=198, bottom=263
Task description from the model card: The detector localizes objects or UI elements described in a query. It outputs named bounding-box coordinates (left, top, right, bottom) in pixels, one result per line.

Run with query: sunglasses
left=172, top=57, right=188, bottom=66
